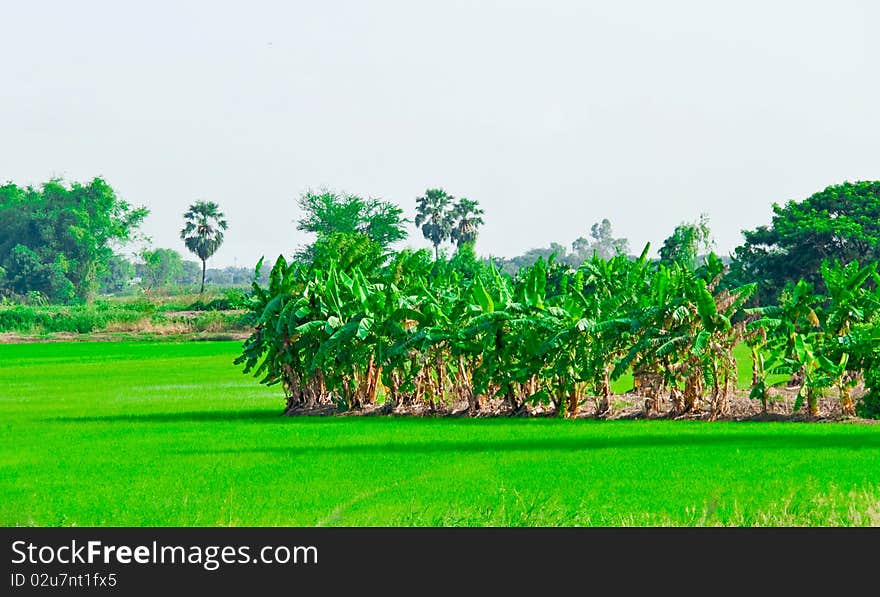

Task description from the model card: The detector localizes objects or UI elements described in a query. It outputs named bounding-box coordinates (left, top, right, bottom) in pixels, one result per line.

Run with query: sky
left=1, top=0, right=878, bottom=268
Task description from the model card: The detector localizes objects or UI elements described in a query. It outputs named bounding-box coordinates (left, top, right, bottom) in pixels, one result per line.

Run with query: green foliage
left=0, top=178, right=148, bottom=303
left=746, top=259, right=880, bottom=417
left=238, top=235, right=880, bottom=419
left=297, top=191, right=407, bottom=251
left=495, top=242, right=572, bottom=275
left=496, top=219, right=629, bottom=274
left=731, top=181, right=880, bottom=304
left=449, top=197, right=485, bottom=248
left=414, top=189, right=485, bottom=258
left=0, top=302, right=152, bottom=334
left=309, top=232, right=386, bottom=272
left=571, top=219, right=630, bottom=262
left=139, top=248, right=185, bottom=290
left=414, top=188, right=455, bottom=259
left=858, top=361, right=880, bottom=418
left=0, top=291, right=253, bottom=336
left=186, top=288, right=247, bottom=311
left=659, top=213, right=712, bottom=270
left=180, top=200, right=228, bottom=293
left=98, top=253, right=134, bottom=294
left=448, top=242, right=483, bottom=279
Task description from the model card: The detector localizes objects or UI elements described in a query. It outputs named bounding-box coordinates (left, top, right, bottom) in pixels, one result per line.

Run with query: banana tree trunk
left=838, top=373, right=856, bottom=417
left=751, top=347, right=760, bottom=388
left=807, top=387, right=819, bottom=418
left=709, top=363, right=729, bottom=419
left=435, top=354, right=445, bottom=410
left=684, top=370, right=703, bottom=413
left=361, top=357, right=375, bottom=406
left=368, top=365, right=382, bottom=406
left=458, top=356, right=478, bottom=415
left=669, top=387, right=683, bottom=414
left=597, top=368, right=612, bottom=416
left=567, top=387, right=580, bottom=419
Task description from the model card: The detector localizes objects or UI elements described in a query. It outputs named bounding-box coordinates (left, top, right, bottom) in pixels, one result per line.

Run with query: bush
left=185, top=288, right=247, bottom=311
left=0, top=305, right=49, bottom=332
left=857, top=362, right=880, bottom=419
left=0, top=302, right=154, bottom=334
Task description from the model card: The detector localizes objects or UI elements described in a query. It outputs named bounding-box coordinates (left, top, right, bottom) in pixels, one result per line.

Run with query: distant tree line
left=99, top=249, right=268, bottom=294
left=2, top=176, right=880, bottom=312
left=0, top=178, right=240, bottom=302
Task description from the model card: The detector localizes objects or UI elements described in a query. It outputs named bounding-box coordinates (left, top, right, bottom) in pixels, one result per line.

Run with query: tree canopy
left=180, top=200, right=228, bottom=293
left=0, top=178, right=148, bottom=303
left=414, top=188, right=454, bottom=259
left=449, top=197, right=485, bottom=249
left=414, top=189, right=485, bottom=258
left=730, top=181, right=880, bottom=304
left=659, top=213, right=712, bottom=270
left=571, top=219, right=630, bottom=262
left=139, top=248, right=185, bottom=291
left=297, top=191, right=407, bottom=249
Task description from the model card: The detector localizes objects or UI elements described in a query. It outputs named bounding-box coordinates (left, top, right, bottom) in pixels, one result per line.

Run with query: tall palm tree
left=414, top=188, right=454, bottom=260
left=180, top=200, right=228, bottom=293
left=450, top=197, right=485, bottom=248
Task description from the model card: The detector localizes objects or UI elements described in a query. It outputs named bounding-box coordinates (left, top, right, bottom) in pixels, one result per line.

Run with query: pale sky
left=1, top=1, right=878, bottom=267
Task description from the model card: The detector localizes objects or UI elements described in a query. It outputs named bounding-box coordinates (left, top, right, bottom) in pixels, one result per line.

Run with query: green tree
left=659, top=213, right=712, bottom=270
left=0, top=178, right=147, bottom=303
left=179, top=260, right=202, bottom=286
left=495, top=243, right=571, bottom=275
left=180, top=201, right=228, bottom=293
left=449, top=197, right=485, bottom=249
left=99, top=254, right=134, bottom=294
left=139, top=248, right=185, bottom=291
left=414, top=188, right=454, bottom=259
left=296, top=191, right=407, bottom=249
left=730, top=181, right=880, bottom=304
left=571, top=219, right=630, bottom=263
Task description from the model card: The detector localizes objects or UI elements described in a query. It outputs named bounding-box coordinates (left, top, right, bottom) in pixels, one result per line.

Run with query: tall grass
left=0, top=302, right=154, bottom=334
left=0, top=294, right=248, bottom=335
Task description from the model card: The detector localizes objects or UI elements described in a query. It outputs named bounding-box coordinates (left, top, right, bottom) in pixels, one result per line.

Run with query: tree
left=359, top=199, right=409, bottom=248
left=659, top=213, right=712, bottom=270
left=296, top=191, right=407, bottom=248
left=571, top=219, right=630, bottom=263
left=495, top=243, right=571, bottom=276
left=99, top=254, right=134, bottom=294
left=179, top=260, right=203, bottom=286
left=180, top=201, right=228, bottom=293
left=449, top=197, right=485, bottom=249
left=139, top=248, right=185, bottom=291
left=414, top=188, right=454, bottom=259
left=730, top=181, right=880, bottom=304
left=294, top=191, right=407, bottom=265
left=0, top=178, right=148, bottom=303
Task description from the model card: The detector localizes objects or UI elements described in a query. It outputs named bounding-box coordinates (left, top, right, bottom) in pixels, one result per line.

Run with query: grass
left=1, top=341, right=878, bottom=526
left=0, top=297, right=249, bottom=337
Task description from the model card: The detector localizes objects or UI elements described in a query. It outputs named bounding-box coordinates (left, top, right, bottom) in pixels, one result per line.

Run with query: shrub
left=857, top=362, right=880, bottom=419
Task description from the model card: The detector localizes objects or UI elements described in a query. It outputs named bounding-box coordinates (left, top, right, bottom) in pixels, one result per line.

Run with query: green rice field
left=1, top=341, right=878, bottom=526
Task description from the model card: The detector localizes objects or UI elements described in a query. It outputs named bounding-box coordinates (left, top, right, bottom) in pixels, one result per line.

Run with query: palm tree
left=414, top=188, right=454, bottom=260
left=450, top=197, right=485, bottom=248
left=180, top=201, right=228, bottom=293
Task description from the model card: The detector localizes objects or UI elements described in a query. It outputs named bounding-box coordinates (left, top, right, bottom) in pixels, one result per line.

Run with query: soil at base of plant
left=283, top=388, right=880, bottom=424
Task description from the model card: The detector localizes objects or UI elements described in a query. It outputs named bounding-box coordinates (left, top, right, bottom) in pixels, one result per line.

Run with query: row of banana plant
left=236, top=245, right=880, bottom=419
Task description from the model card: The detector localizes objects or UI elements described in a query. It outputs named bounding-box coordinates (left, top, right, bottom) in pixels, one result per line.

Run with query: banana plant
left=816, top=259, right=880, bottom=415
left=238, top=237, right=880, bottom=421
